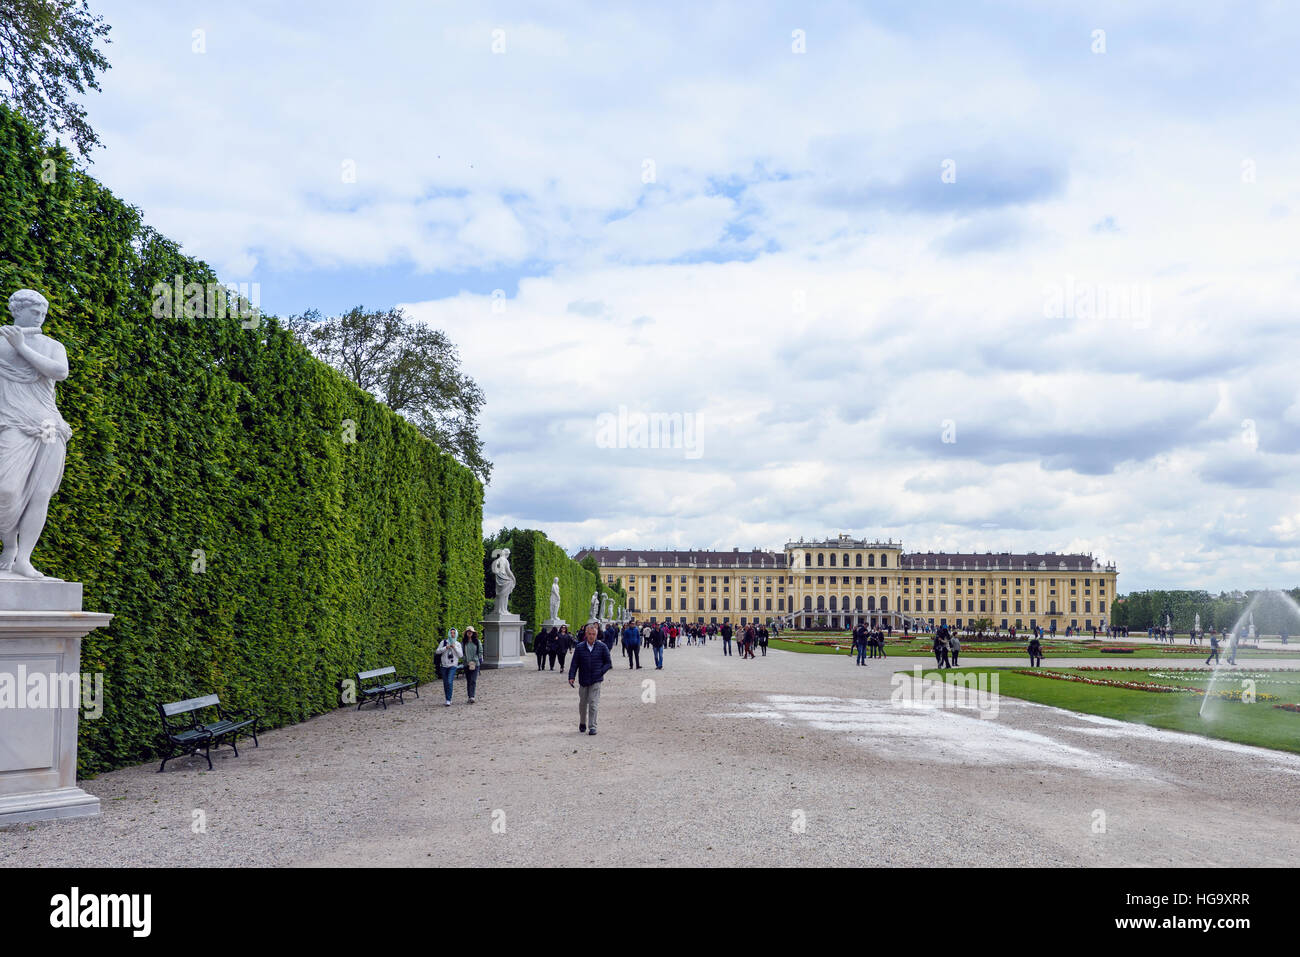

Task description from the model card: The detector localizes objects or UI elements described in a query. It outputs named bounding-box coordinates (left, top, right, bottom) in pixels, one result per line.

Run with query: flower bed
left=1012, top=670, right=1278, bottom=701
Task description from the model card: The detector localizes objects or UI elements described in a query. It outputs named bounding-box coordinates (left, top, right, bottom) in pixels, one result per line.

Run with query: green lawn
left=770, top=635, right=1294, bottom=660
left=906, top=665, right=1300, bottom=754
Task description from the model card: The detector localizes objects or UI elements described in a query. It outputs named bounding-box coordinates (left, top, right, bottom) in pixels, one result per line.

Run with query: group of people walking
left=532, top=624, right=575, bottom=672
left=434, top=626, right=483, bottom=706
left=719, top=622, right=770, bottom=658
left=850, top=623, right=888, bottom=664
left=928, top=625, right=961, bottom=668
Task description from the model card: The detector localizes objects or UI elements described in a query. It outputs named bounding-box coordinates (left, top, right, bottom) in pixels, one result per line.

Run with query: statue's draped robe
left=0, top=338, right=69, bottom=531
left=492, top=558, right=515, bottom=615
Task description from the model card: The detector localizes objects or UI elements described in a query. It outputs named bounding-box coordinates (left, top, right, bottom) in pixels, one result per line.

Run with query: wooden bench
left=357, top=666, right=419, bottom=710
left=156, top=694, right=260, bottom=772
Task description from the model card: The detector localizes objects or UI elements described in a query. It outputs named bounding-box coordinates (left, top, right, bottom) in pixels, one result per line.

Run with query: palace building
left=574, top=534, right=1118, bottom=633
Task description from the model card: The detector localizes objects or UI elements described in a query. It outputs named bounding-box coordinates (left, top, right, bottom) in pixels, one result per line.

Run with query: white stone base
left=0, top=786, right=100, bottom=826
left=481, top=613, right=525, bottom=669
left=0, top=585, right=112, bottom=828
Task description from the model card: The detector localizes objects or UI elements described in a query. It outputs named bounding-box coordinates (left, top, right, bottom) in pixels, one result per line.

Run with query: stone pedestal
left=481, top=611, right=524, bottom=669
left=0, top=575, right=112, bottom=825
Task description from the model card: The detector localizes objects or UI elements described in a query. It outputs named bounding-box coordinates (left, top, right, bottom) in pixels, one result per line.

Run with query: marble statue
left=0, top=290, right=70, bottom=580
left=548, top=576, right=561, bottom=620
left=589, top=591, right=600, bottom=621
left=490, top=548, right=516, bottom=616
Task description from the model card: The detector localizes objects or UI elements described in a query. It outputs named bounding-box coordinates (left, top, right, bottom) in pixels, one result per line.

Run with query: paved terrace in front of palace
left=3, top=645, right=1297, bottom=866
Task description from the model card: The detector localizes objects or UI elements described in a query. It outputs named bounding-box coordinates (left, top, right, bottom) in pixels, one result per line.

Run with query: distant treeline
left=1112, top=589, right=1300, bottom=634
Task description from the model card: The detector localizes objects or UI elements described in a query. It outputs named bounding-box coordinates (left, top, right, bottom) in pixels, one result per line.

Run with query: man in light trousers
left=569, top=622, right=613, bottom=736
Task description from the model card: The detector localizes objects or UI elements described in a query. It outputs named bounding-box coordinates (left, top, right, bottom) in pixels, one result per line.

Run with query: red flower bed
left=1015, top=670, right=1279, bottom=701
left=1014, top=670, right=1190, bottom=693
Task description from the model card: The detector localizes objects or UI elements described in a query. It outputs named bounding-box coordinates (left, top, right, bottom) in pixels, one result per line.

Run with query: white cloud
left=80, top=0, right=1300, bottom=590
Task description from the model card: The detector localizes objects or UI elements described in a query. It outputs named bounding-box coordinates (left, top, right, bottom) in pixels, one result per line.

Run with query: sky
left=75, top=0, right=1300, bottom=592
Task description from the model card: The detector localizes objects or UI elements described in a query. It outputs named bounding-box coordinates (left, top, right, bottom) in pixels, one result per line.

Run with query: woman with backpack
left=436, top=628, right=463, bottom=706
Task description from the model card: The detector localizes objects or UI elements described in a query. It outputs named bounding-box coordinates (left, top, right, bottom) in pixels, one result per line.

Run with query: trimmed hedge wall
left=0, top=106, right=484, bottom=774
left=485, top=529, right=625, bottom=633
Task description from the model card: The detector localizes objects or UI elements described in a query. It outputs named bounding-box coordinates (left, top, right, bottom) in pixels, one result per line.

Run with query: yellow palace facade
left=575, top=534, right=1118, bottom=633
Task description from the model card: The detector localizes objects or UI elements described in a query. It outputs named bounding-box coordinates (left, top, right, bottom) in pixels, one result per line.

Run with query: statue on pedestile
left=549, top=576, right=561, bottom=620
left=589, top=591, right=600, bottom=622
left=0, top=290, right=70, bottom=580
left=490, top=548, right=516, bottom=616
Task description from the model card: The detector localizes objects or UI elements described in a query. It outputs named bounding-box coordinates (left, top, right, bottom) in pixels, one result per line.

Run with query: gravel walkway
left=3, top=645, right=1298, bottom=867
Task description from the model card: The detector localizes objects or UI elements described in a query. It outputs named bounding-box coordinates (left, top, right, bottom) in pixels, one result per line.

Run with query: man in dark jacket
left=852, top=623, right=867, bottom=666
left=622, top=619, right=642, bottom=669
left=569, top=622, right=613, bottom=735
left=1205, top=632, right=1221, bottom=665
left=535, top=626, right=552, bottom=670
left=721, top=622, right=733, bottom=656
left=554, top=625, right=574, bottom=672
left=1027, top=635, right=1043, bottom=668
left=649, top=624, right=666, bottom=669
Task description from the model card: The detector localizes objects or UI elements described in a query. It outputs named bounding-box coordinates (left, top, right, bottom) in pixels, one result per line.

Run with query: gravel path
left=3, top=644, right=1298, bottom=867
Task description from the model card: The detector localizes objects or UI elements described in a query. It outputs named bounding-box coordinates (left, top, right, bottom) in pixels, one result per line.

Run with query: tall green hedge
left=485, top=528, right=625, bottom=633
left=0, top=106, right=484, bottom=774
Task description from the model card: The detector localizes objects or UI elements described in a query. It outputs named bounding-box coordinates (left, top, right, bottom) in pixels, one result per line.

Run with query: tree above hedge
left=0, top=0, right=111, bottom=157
left=287, top=306, right=492, bottom=483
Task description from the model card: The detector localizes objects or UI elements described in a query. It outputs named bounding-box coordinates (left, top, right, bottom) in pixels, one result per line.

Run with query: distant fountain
left=1201, top=591, right=1300, bottom=720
